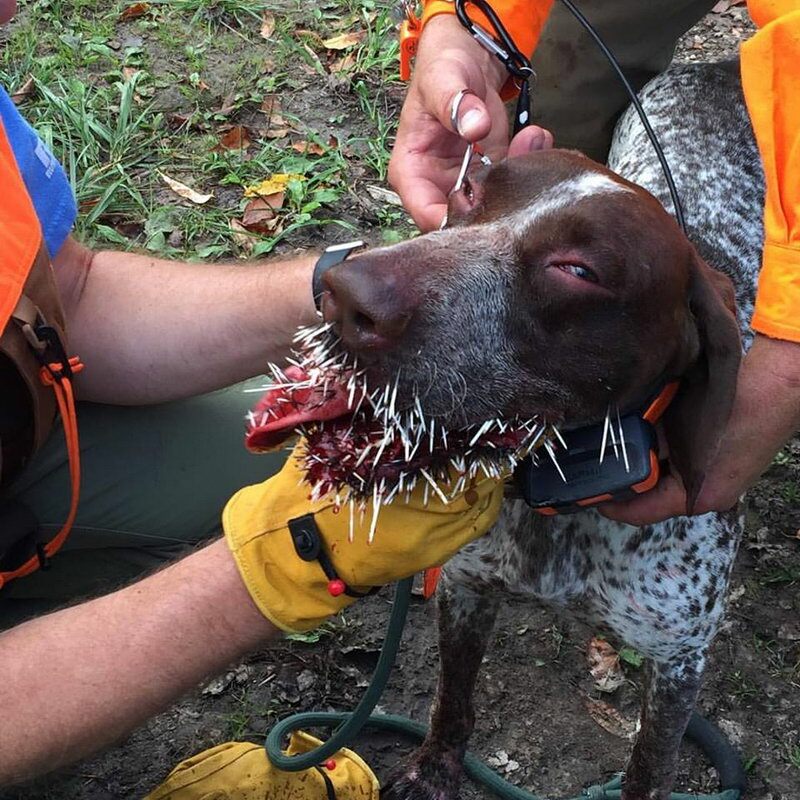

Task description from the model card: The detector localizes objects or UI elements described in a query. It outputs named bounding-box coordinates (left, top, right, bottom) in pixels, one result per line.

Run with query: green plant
left=31, top=74, right=162, bottom=244
left=781, top=481, right=800, bottom=505
left=725, top=670, right=758, bottom=700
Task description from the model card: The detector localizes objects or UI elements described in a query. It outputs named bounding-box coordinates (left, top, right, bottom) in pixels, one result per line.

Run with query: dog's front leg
left=622, top=657, right=704, bottom=800
left=382, top=573, right=499, bottom=800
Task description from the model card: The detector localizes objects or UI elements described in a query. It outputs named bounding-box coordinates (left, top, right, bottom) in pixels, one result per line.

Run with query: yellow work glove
left=224, top=440, right=505, bottom=633
left=145, top=731, right=379, bottom=800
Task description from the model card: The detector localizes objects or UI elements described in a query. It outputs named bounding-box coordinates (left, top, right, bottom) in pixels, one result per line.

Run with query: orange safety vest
left=0, top=117, right=83, bottom=588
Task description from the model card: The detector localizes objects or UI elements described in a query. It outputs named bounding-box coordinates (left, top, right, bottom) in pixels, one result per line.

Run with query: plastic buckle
left=288, top=514, right=322, bottom=561
left=34, top=325, right=73, bottom=381
left=399, top=1, right=421, bottom=81
left=287, top=515, right=374, bottom=599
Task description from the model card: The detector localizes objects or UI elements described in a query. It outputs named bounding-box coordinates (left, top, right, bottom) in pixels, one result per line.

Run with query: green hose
left=265, top=579, right=743, bottom=800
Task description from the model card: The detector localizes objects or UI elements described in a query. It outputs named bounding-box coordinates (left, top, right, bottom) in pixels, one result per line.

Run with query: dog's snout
left=322, top=258, right=416, bottom=351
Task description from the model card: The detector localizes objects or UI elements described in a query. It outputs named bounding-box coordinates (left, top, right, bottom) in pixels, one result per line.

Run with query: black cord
left=556, top=0, right=687, bottom=234
left=453, top=0, right=688, bottom=234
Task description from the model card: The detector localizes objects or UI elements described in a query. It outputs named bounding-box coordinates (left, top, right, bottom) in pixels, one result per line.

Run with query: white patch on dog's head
left=508, top=171, right=635, bottom=230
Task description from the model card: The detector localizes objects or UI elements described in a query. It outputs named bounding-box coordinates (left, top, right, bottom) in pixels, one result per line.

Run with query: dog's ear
left=663, top=252, right=741, bottom=514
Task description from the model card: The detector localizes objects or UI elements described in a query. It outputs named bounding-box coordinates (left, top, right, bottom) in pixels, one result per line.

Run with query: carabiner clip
left=454, top=0, right=534, bottom=81
left=454, top=0, right=534, bottom=135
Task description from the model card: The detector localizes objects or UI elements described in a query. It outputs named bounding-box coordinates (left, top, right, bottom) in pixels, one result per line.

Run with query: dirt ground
left=2, top=2, right=799, bottom=799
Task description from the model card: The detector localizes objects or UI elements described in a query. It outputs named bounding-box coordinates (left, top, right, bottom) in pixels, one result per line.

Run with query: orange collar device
left=515, top=381, right=679, bottom=515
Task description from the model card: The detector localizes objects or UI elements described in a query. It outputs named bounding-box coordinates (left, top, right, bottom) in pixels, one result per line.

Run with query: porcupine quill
left=250, top=317, right=559, bottom=540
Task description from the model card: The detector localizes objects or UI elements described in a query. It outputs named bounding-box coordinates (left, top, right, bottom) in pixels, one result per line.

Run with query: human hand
left=600, top=335, right=800, bottom=525
left=224, top=438, right=505, bottom=633
left=389, top=14, right=552, bottom=231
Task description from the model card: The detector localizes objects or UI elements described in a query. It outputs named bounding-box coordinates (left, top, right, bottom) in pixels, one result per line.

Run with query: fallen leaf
left=121, top=67, right=140, bottom=82
left=291, top=139, right=326, bottom=156
left=712, top=0, right=730, bottom=11
left=241, top=197, right=283, bottom=234
left=201, top=664, right=253, bottom=695
left=297, top=669, right=317, bottom=692
left=587, top=637, right=626, bottom=693
left=10, top=75, right=34, bottom=105
left=366, top=185, right=402, bottom=206
left=214, top=125, right=252, bottom=151
left=120, top=2, right=150, bottom=20
left=229, top=219, right=255, bottom=256
left=259, top=95, right=291, bottom=138
left=215, top=92, right=237, bottom=116
left=330, top=52, right=356, bottom=75
left=167, top=111, right=194, bottom=129
left=261, top=192, right=285, bottom=210
left=294, top=29, right=325, bottom=47
left=260, top=10, right=275, bottom=38
left=158, top=171, right=213, bottom=205
left=585, top=697, right=639, bottom=741
left=322, top=30, right=364, bottom=50
left=244, top=174, right=304, bottom=198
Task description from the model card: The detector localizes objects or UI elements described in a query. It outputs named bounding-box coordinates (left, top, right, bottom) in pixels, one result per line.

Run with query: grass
left=1, top=0, right=407, bottom=256
left=758, top=565, right=800, bottom=587
left=725, top=669, right=759, bottom=701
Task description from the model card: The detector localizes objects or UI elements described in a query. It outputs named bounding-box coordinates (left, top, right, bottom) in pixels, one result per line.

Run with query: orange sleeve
left=421, top=0, right=554, bottom=100
left=741, top=1, right=800, bottom=342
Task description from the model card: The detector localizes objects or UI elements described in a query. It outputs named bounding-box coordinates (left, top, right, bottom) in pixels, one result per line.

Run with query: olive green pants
left=0, top=379, right=285, bottom=625
left=532, top=0, right=719, bottom=161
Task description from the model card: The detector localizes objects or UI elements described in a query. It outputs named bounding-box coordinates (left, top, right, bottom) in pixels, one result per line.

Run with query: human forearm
left=57, top=240, right=317, bottom=403
left=0, top=540, right=278, bottom=786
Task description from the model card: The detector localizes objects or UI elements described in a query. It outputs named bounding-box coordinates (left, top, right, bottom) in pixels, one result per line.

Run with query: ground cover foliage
left=1, top=1, right=798, bottom=798
left=0, top=0, right=411, bottom=256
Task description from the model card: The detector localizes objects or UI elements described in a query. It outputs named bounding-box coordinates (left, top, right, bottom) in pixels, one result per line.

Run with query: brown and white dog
left=322, top=61, right=762, bottom=800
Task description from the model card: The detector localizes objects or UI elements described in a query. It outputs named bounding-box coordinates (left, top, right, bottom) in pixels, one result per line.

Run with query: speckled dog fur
left=382, top=62, right=763, bottom=800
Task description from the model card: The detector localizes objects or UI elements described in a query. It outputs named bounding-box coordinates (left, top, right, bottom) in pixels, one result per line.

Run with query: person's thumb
left=451, top=90, right=491, bottom=142
left=420, top=65, right=492, bottom=143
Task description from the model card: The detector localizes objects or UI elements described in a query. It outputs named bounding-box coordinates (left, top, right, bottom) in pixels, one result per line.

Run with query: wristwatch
left=312, top=240, right=365, bottom=310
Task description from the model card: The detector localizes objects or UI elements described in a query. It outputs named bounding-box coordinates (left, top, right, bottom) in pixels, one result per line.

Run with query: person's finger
left=507, top=125, right=554, bottom=158
left=598, top=474, right=687, bottom=526
left=418, top=70, right=492, bottom=144
left=389, top=168, right=448, bottom=232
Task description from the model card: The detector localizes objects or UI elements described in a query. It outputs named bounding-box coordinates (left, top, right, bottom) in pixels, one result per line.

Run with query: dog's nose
left=321, top=256, right=415, bottom=351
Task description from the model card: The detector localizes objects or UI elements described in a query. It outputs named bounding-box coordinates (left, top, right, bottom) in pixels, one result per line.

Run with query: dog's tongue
left=245, top=366, right=353, bottom=451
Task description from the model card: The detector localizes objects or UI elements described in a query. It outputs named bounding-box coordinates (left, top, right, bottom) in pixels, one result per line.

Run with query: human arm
left=53, top=236, right=317, bottom=405
left=0, top=539, right=279, bottom=786
left=389, top=2, right=553, bottom=231
left=601, top=2, right=800, bottom=524
left=0, top=436, right=504, bottom=785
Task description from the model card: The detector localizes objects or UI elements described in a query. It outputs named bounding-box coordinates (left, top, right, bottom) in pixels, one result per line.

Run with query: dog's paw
left=380, top=746, right=464, bottom=800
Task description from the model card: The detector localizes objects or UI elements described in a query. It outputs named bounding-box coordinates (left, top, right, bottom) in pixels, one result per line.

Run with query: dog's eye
left=556, top=263, right=599, bottom=283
